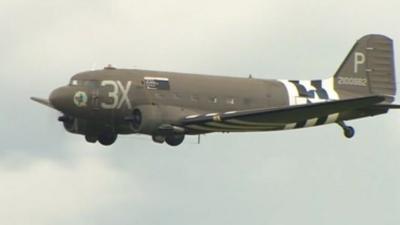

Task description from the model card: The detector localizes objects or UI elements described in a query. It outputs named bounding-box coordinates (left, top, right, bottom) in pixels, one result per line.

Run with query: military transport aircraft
left=32, top=34, right=399, bottom=146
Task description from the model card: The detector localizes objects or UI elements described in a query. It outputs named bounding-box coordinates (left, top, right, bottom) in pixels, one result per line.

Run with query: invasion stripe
left=279, top=80, right=298, bottom=106
left=299, top=80, right=315, bottom=95
left=290, top=80, right=309, bottom=97
left=311, top=80, right=329, bottom=99
left=305, top=118, right=319, bottom=127
left=284, top=123, right=297, bottom=130
left=310, top=80, right=322, bottom=88
left=322, top=77, right=339, bottom=100
left=295, top=120, right=307, bottom=128
left=316, top=116, right=328, bottom=125
left=326, top=113, right=339, bottom=124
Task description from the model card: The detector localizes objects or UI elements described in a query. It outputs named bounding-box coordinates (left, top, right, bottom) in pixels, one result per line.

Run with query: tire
left=98, top=132, right=117, bottom=146
left=85, top=135, right=97, bottom=143
left=152, top=135, right=166, bottom=144
left=165, top=135, right=185, bottom=146
left=344, top=127, right=355, bottom=138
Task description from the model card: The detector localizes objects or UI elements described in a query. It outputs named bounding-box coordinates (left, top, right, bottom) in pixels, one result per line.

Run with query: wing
left=181, top=96, right=386, bottom=132
left=369, top=104, right=400, bottom=109
left=30, top=97, right=54, bottom=109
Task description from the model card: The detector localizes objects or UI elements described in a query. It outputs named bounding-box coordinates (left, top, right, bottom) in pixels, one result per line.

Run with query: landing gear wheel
left=337, top=121, right=355, bottom=139
left=98, top=132, right=117, bottom=146
left=85, top=135, right=97, bottom=143
left=165, top=135, right=185, bottom=146
left=344, top=126, right=355, bottom=139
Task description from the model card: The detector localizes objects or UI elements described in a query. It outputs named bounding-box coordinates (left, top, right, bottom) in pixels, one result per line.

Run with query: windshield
left=69, top=80, right=98, bottom=88
left=70, top=79, right=79, bottom=86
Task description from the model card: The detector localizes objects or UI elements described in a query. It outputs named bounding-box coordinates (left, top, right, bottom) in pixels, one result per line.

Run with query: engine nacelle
left=128, top=105, right=194, bottom=135
left=59, top=115, right=89, bottom=135
left=129, top=105, right=163, bottom=134
left=59, top=115, right=77, bottom=133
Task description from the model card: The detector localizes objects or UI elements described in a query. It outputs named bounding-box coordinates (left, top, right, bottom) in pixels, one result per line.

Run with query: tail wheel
left=165, top=135, right=185, bottom=146
left=344, top=126, right=355, bottom=138
left=337, top=121, right=355, bottom=139
left=98, top=132, right=118, bottom=146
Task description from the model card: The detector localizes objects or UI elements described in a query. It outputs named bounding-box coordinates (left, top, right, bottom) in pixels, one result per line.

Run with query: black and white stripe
left=280, top=78, right=339, bottom=129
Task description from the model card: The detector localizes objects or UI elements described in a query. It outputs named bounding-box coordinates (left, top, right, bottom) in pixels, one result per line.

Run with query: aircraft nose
left=49, top=86, right=70, bottom=111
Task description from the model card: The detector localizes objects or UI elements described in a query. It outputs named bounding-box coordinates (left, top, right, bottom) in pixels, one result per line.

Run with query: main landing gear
left=165, top=135, right=185, bottom=146
left=85, top=133, right=184, bottom=147
left=98, top=132, right=118, bottom=146
left=152, top=134, right=185, bottom=147
left=85, top=131, right=118, bottom=146
left=337, top=121, right=355, bottom=139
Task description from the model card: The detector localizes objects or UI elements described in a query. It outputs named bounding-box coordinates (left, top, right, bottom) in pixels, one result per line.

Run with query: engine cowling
left=128, top=105, right=194, bottom=135
left=129, top=105, right=163, bottom=134
left=58, top=115, right=90, bottom=135
left=59, top=115, right=77, bottom=132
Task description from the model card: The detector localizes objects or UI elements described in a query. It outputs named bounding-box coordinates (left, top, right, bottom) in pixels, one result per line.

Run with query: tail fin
left=334, top=34, right=396, bottom=102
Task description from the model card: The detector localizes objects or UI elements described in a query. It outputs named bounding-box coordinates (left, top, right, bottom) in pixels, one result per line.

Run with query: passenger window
left=226, top=98, right=235, bottom=105
left=208, top=97, right=218, bottom=104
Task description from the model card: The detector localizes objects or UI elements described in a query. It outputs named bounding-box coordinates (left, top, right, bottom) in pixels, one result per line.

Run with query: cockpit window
left=69, top=80, right=98, bottom=88
left=83, top=80, right=98, bottom=88
left=70, top=80, right=79, bottom=86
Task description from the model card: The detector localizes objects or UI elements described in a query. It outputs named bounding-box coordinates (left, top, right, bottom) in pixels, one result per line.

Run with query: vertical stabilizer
left=334, top=34, right=396, bottom=102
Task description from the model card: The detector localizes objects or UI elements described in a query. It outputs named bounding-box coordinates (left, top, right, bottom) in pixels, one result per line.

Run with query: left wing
left=181, top=96, right=385, bottom=132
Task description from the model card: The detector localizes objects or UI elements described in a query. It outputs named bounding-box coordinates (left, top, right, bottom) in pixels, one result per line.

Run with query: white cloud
left=0, top=154, right=142, bottom=225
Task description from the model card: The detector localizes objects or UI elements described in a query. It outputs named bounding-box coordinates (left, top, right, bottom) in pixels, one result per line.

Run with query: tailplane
left=333, top=34, right=396, bottom=102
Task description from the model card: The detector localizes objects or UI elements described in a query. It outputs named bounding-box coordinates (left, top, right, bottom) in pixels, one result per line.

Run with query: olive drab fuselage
left=33, top=35, right=397, bottom=146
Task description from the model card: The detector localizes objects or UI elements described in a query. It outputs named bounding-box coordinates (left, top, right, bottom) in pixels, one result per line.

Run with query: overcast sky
left=1, top=0, right=399, bottom=224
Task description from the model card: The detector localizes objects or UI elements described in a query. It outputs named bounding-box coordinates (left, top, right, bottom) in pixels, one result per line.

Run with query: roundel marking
left=73, top=91, right=88, bottom=107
